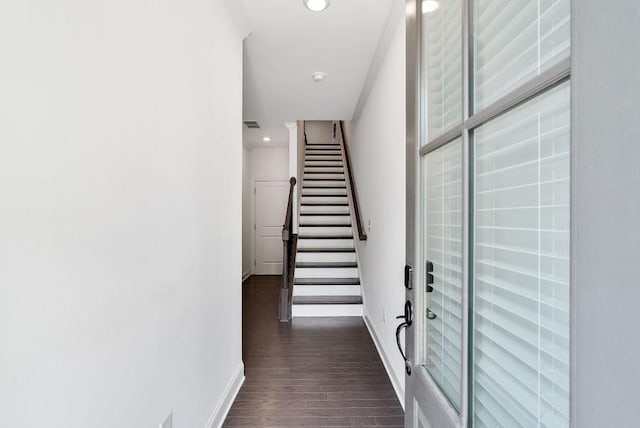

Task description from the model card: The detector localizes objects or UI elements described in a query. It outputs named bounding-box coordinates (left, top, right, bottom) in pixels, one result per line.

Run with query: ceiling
left=238, top=0, right=395, bottom=147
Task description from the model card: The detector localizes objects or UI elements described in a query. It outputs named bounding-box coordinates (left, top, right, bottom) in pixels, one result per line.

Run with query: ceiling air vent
left=243, top=120, right=260, bottom=129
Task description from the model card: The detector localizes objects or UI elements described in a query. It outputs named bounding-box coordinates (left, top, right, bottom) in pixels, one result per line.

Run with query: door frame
left=252, top=178, right=289, bottom=275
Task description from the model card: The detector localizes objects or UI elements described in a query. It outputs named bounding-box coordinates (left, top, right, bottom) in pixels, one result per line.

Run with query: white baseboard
left=363, top=315, right=405, bottom=409
left=205, top=361, right=245, bottom=428
left=242, top=270, right=251, bottom=282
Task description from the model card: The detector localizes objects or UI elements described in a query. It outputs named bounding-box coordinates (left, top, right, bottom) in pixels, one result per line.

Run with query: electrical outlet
left=160, top=412, right=172, bottom=428
left=383, top=306, right=387, bottom=323
left=367, top=219, right=372, bottom=232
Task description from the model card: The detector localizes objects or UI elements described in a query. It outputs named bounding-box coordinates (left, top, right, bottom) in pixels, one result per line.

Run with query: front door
left=403, top=0, right=572, bottom=426
left=254, top=180, right=289, bottom=275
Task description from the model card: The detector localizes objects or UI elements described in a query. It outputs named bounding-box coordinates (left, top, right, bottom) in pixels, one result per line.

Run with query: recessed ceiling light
left=262, top=137, right=271, bottom=142
left=422, top=0, right=439, bottom=13
left=303, top=0, right=330, bottom=12
left=312, top=72, right=326, bottom=82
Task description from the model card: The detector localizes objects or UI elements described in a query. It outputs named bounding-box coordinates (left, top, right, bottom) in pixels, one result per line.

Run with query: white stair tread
left=296, top=252, right=356, bottom=263
left=292, top=304, right=363, bottom=317
left=293, top=285, right=361, bottom=296
left=297, top=238, right=354, bottom=249
left=294, top=268, right=359, bottom=279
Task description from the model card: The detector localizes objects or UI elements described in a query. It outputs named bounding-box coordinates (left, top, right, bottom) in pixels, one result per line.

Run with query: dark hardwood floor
left=223, top=275, right=404, bottom=428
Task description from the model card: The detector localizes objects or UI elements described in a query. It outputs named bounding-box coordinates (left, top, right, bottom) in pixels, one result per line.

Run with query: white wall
left=346, top=13, right=406, bottom=398
left=572, top=1, right=640, bottom=426
left=242, top=144, right=252, bottom=279
left=305, top=121, right=333, bottom=144
left=0, top=1, right=244, bottom=427
left=297, top=121, right=306, bottom=206
left=286, top=123, right=299, bottom=233
left=251, top=147, right=289, bottom=181
left=244, top=147, right=289, bottom=274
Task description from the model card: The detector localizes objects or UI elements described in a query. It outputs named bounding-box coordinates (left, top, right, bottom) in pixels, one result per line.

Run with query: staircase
left=292, top=137, right=363, bottom=317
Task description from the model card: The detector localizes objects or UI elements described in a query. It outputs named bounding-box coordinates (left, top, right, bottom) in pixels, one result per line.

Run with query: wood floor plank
left=222, top=275, right=404, bottom=427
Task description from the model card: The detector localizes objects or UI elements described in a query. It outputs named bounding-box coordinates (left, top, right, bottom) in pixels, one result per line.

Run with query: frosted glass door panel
left=473, top=0, right=570, bottom=111
left=472, top=82, right=570, bottom=427
left=422, top=0, right=462, bottom=142
left=423, top=139, right=463, bottom=410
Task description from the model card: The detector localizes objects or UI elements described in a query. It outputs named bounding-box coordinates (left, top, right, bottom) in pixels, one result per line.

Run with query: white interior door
left=254, top=180, right=289, bottom=275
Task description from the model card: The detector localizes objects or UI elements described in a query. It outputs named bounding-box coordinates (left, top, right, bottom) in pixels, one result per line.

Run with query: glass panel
left=473, top=0, right=570, bottom=111
left=423, top=138, right=463, bottom=410
left=422, top=0, right=463, bottom=143
left=472, top=82, right=570, bottom=427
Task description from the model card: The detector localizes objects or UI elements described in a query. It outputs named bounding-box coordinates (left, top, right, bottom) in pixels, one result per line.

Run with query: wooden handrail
left=303, top=121, right=308, bottom=145
left=283, top=176, right=296, bottom=236
left=339, top=121, right=367, bottom=241
left=279, top=176, right=297, bottom=322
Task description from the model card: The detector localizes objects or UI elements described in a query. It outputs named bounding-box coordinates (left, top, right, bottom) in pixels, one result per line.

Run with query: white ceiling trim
left=351, top=0, right=405, bottom=122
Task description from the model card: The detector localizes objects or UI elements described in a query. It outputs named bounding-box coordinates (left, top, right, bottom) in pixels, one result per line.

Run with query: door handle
left=426, top=308, right=437, bottom=320
left=396, top=300, right=413, bottom=326
left=395, top=300, right=413, bottom=375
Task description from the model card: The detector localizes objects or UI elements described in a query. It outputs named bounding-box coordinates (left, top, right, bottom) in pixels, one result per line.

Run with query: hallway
left=223, top=275, right=404, bottom=427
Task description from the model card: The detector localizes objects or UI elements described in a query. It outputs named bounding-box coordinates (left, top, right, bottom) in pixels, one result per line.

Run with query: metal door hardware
left=426, top=260, right=434, bottom=292
left=395, top=300, right=413, bottom=375
left=404, top=265, right=413, bottom=290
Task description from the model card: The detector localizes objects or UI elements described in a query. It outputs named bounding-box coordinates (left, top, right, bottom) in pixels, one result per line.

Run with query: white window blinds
left=424, top=139, right=463, bottom=409
left=422, top=0, right=462, bottom=142
left=473, top=0, right=570, bottom=111
left=472, top=82, right=570, bottom=427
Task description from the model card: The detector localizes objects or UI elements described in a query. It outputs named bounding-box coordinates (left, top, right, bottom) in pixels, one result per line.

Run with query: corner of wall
left=352, top=0, right=405, bottom=122
left=363, top=315, right=405, bottom=408
left=221, top=0, right=251, bottom=39
left=205, top=362, right=245, bottom=428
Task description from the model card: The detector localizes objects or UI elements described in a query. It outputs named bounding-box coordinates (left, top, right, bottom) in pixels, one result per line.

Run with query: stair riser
left=293, top=285, right=361, bottom=296
left=301, top=196, right=348, bottom=204
left=304, top=167, right=344, bottom=173
left=300, top=216, right=351, bottom=225
left=304, top=153, right=342, bottom=161
left=304, top=155, right=343, bottom=161
left=305, top=161, right=343, bottom=166
left=294, top=267, right=359, bottom=278
left=306, top=145, right=340, bottom=150
left=298, top=226, right=353, bottom=236
left=297, top=239, right=354, bottom=249
left=292, top=304, right=363, bottom=317
left=305, top=156, right=342, bottom=160
left=304, top=174, right=346, bottom=180
left=302, top=188, right=347, bottom=196
left=300, top=205, right=349, bottom=214
left=303, top=181, right=346, bottom=187
left=296, top=252, right=357, bottom=263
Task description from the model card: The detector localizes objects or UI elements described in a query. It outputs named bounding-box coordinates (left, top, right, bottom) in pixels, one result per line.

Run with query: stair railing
left=303, top=121, right=308, bottom=145
left=338, top=121, right=367, bottom=241
left=279, top=176, right=298, bottom=322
